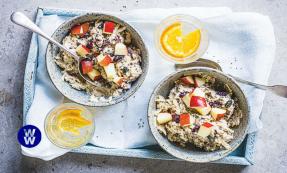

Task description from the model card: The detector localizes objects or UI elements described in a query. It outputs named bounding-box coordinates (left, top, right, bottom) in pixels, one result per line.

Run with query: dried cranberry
left=86, top=42, right=94, bottom=49
left=102, top=39, right=109, bottom=47
left=216, top=91, right=228, bottom=96
left=127, top=47, right=133, bottom=54
left=192, top=125, right=200, bottom=132
left=179, top=91, right=188, bottom=98
left=209, top=101, right=222, bottom=107
left=113, top=55, right=124, bottom=62
left=172, top=114, right=180, bottom=123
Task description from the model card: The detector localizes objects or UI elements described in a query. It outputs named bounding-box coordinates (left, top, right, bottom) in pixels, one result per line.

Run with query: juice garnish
left=56, top=109, right=92, bottom=136
left=45, top=103, right=94, bottom=149
left=160, top=22, right=201, bottom=59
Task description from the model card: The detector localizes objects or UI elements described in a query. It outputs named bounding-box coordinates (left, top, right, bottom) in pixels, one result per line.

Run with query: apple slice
left=103, top=63, right=117, bottom=80
left=191, top=88, right=205, bottom=98
left=193, top=76, right=205, bottom=87
left=211, top=107, right=226, bottom=121
left=157, top=113, right=172, bottom=125
left=115, top=43, right=128, bottom=56
left=194, top=104, right=211, bottom=116
left=197, top=122, right=213, bottom=138
left=97, top=54, right=112, bottom=66
left=182, top=93, right=192, bottom=107
left=81, top=60, right=93, bottom=74
left=113, top=76, right=125, bottom=86
left=76, top=45, right=90, bottom=57
left=71, top=23, right=89, bottom=36
left=190, top=96, right=207, bottom=108
left=180, top=76, right=194, bottom=85
left=103, top=21, right=115, bottom=34
left=179, top=113, right=190, bottom=127
left=87, top=69, right=101, bottom=81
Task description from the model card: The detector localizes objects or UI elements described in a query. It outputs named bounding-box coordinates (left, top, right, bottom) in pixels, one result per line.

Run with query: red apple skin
left=81, top=60, right=93, bottom=74
left=216, top=114, right=225, bottom=121
left=180, top=76, right=194, bottom=85
left=103, top=21, right=115, bottom=34
left=99, top=55, right=112, bottom=66
left=202, top=122, right=213, bottom=128
left=82, top=45, right=90, bottom=53
left=180, top=113, right=190, bottom=127
left=71, top=23, right=89, bottom=36
left=190, top=96, right=207, bottom=108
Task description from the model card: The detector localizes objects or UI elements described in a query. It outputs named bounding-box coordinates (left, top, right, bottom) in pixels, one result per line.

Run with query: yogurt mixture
left=155, top=74, right=243, bottom=151
left=54, top=20, right=143, bottom=102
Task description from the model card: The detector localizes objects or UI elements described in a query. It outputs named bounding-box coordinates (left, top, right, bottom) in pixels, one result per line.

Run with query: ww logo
left=18, top=125, right=41, bottom=148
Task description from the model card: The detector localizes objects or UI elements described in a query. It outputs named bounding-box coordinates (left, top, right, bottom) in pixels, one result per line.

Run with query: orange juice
left=155, top=15, right=209, bottom=64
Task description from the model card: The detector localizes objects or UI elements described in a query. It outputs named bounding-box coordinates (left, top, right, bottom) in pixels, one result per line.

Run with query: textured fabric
left=22, top=7, right=275, bottom=160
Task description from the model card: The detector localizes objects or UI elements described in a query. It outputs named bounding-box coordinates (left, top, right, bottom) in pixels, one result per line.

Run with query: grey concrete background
left=1, top=0, right=287, bottom=172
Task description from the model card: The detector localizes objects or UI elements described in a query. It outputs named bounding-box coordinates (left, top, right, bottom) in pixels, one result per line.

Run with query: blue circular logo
left=18, top=125, right=41, bottom=148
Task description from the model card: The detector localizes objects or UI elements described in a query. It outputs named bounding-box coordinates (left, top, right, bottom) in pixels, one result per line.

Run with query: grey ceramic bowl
left=46, top=13, right=148, bottom=107
left=148, top=67, right=249, bottom=162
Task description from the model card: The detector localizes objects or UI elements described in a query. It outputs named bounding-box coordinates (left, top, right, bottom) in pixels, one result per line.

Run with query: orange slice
left=57, top=109, right=92, bottom=135
left=160, top=22, right=201, bottom=58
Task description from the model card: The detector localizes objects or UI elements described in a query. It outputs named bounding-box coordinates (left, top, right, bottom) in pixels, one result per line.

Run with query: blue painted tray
left=23, top=7, right=256, bottom=165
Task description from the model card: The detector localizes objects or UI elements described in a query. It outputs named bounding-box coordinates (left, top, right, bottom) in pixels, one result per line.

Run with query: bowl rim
left=45, top=12, right=149, bottom=107
left=147, top=67, right=250, bottom=162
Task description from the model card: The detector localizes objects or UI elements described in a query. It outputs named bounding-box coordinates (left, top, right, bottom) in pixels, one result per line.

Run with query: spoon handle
left=10, top=12, right=79, bottom=61
left=228, top=74, right=269, bottom=90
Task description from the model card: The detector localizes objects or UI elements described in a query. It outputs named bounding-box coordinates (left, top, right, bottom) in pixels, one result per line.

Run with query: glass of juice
left=45, top=103, right=95, bottom=149
left=155, top=14, right=209, bottom=64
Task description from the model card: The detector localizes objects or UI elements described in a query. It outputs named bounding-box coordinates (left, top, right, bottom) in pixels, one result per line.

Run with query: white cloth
left=22, top=7, right=275, bottom=160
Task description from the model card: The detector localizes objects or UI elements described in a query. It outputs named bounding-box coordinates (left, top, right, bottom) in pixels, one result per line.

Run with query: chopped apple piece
left=103, top=63, right=117, bottom=80
left=190, top=96, right=207, bottom=108
left=103, top=21, right=115, bottom=34
left=191, top=88, right=205, bottom=98
left=81, top=60, right=93, bottom=74
left=96, top=54, right=112, bottom=66
left=194, top=76, right=205, bottom=87
left=194, top=104, right=211, bottom=116
left=113, top=76, right=125, bottom=86
left=157, top=113, right=172, bottom=125
left=180, top=76, right=194, bottom=85
left=76, top=45, right=90, bottom=57
left=71, top=23, right=89, bottom=36
left=115, top=43, right=128, bottom=56
left=211, top=108, right=226, bottom=121
left=87, top=69, right=101, bottom=81
left=197, top=122, right=213, bottom=138
left=180, top=113, right=190, bottom=127
left=182, top=93, right=192, bottom=107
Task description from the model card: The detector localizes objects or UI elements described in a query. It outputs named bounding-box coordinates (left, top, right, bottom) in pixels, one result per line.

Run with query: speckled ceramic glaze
left=148, top=67, right=249, bottom=163
left=46, top=13, right=148, bottom=107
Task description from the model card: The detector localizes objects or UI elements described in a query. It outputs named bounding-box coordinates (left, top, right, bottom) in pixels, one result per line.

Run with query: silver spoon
left=10, top=12, right=102, bottom=89
left=176, top=59, right=287, bottom=98
left=229, top=75, right=287, bottom=98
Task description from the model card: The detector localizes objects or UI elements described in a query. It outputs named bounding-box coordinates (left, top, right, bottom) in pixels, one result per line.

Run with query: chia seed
left=225, top=100, right=233, bottom=108
left=122, top=67, right=129, bottom=73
